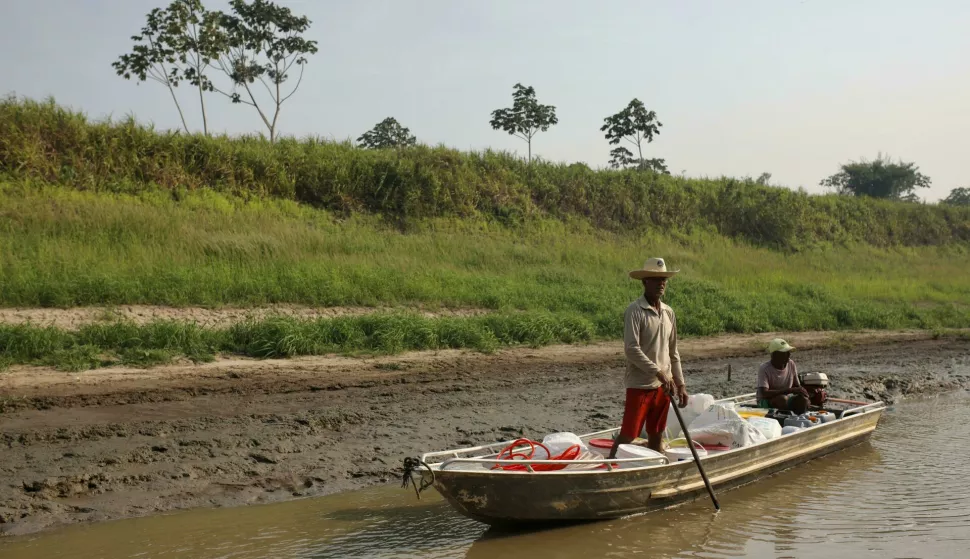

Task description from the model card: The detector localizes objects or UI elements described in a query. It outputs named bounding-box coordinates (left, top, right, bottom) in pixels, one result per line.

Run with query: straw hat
left=767, top=338, right=795, bottom=354
left=628, top=257, right=679, bottom=280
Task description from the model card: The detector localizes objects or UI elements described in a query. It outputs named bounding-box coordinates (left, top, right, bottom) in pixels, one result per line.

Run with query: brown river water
left=2, top=391, right=968, bottom=558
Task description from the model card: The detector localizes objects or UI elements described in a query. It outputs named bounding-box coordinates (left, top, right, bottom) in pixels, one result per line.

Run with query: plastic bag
left=689, top=418, right=768, bottom=449
left=747, top=416, right=782, bottom=440
left=689, top=402, right=742, bottom=430
left=541, top=432, right=588, bottom=457
left=663, top=393, right=716, bottom=439
left=690, top=394, right=717, bottom=415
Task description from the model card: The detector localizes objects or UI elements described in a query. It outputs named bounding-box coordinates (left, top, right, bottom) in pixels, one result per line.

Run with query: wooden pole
left=670, top=402, right=720, bottom=511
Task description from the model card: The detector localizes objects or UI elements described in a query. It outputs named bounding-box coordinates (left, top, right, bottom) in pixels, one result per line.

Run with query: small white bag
left=747, top=416, right=782, bottom=440
left=541, top=432, right=588, bottom=457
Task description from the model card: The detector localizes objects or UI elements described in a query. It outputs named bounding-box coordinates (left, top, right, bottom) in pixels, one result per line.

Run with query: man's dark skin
left=758, top=350, right=810, bottom=415
left=609, top=277, right=688, bottom=457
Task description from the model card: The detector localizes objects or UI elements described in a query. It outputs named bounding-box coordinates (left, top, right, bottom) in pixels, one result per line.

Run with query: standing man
left=609, top=257, right=689, bottom=458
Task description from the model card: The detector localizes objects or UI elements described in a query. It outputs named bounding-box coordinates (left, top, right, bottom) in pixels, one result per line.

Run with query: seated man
left=757, top=338, right=809, bottom=414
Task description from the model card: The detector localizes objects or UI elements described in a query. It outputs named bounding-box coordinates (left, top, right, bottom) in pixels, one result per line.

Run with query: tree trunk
left=197, top=80, right=208, bottom=136
left=243, top=83, right=273, bottom=142
left=270, top=76, right=281, bottom=143
left=269, top=106, right=279, bottom=143
left=269, top=61, right=283, bottom=144
left=152, top=38, right=189, bottom=134
left=167, top=83, right=190, bottom=134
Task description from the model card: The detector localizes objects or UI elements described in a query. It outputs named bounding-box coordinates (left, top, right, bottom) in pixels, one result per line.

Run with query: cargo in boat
left=403, top=392, right=886, bottom=526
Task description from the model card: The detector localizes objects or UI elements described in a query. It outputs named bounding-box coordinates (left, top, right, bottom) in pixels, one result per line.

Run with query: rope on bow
left=401, top=456, right=434, bottom=499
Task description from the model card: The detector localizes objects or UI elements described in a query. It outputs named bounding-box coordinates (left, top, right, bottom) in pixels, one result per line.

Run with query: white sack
left=541, top=432, right=588, bottom=457
left=663, top=393, right=716, bottom=439
left=689, top=417, right=768, bottom=449
left=747, top=417, right=782, bottom=440
left=689, top=402, right=742, bottom=430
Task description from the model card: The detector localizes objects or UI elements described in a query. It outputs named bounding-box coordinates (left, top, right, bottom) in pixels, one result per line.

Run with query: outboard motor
left=799, top=371, right=829, bottom=407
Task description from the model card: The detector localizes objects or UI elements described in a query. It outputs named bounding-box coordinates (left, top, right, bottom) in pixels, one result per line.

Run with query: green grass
left=3, top=96, right=970, bottom=252
left=42, top=344, right=108, bottom=372
left=0, top=312, right=598, bottom=371
left=3, top=185, right=970, bottom=325
left=1, top=96, right=970, bottom=371
left=0, top=186, right=969, bottom=372
left=118, top=348, right=177, bottom=368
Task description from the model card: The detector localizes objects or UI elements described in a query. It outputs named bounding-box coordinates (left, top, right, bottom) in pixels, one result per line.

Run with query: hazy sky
left=3, top=0, right=968, bottom=200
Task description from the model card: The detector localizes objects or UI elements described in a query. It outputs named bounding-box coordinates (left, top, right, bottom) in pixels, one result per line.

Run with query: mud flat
left=2, top=329, right=968, bottom=536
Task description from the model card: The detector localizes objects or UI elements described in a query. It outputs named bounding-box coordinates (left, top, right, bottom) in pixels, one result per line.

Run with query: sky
left=2, top=0, right=968, bottom=201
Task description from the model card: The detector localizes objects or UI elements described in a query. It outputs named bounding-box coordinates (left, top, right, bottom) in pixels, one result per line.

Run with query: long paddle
left=669, top=398, right=720, bottom=511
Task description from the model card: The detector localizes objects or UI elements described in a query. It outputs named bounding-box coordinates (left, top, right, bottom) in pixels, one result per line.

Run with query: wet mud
left=1, top=330, right=968, bottom=536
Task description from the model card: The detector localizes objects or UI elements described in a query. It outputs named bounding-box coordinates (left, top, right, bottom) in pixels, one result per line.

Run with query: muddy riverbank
left=2, top=329, right=969, bottom=537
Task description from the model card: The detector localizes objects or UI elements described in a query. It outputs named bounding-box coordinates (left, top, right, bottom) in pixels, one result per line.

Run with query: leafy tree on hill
left=212, top=0, right=318, bottom=143
left=166, top=0, right=224, bottom=136
left=820, top=154, right=931, bottom=202
left=114, top=0, right=317, bottom=142
left=113, top=1, right=216, bottom=134
left=357, top=117, right=417, bottom=149
left=489, top=83, right=558, bottom=163
left=942, top=187, right=970, bottom=206
left=601, top=98, right=668, bottom=174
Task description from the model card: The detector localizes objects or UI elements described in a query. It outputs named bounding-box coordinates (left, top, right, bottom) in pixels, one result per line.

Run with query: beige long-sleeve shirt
left=623, top=296, right=684, bottom=390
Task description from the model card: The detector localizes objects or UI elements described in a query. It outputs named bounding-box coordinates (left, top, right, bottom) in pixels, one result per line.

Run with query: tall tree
left=212, top=0, right=318, bottom=142
left=166, top=0, right=224, bottom=136
left=114, top=0, right=224, bottom=135
left=601, top=98, right=667, bottom=173
left=820, top=154, right=931, bottom=201
left=489, top=83, right=558, bottom=163
left=357, top=117, right=417, bottom=149
left=113, top=4, right=191, bottom=133
left=942, top=187, right=970, bottom=206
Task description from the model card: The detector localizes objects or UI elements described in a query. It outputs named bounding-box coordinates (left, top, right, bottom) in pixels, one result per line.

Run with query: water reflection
left=306, top=499, right=483, bottom=559
left=463, top=442, right=880, bottom=559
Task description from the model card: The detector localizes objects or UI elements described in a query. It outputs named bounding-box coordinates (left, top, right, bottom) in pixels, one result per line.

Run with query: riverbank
left=5, top=184, right=970, bottom=373
left=2, top=329, right=968, bottom=536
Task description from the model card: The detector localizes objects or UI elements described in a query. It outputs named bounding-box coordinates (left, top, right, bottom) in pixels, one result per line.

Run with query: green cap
left=767, top=338, right=795, bottom=354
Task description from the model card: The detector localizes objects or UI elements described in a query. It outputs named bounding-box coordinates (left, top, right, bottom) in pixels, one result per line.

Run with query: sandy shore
left=2, top=328, right=968, bottom=536
left=0, top=304, right=488, bottom=330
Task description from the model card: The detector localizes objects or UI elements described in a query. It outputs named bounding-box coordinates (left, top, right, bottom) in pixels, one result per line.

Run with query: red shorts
left=620, top=387, right=671, bottom=438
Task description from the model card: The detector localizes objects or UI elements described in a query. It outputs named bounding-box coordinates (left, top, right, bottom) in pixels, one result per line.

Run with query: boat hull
left=429, top=407, right=883, bottom=526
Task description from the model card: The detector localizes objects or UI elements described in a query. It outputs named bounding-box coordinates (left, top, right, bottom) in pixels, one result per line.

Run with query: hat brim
left=629, top=270, right=679, bottom=280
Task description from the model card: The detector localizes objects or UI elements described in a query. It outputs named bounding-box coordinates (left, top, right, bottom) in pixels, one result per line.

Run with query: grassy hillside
left=1, top=185, right=969, bottom=371
left=3, top=96, right=970, bottom=252
left=1, top=96, right=969, bottom=371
